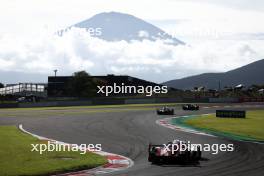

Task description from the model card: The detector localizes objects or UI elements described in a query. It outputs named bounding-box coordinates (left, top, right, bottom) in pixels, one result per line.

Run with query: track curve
left=0, top=104, right=264, bottom=176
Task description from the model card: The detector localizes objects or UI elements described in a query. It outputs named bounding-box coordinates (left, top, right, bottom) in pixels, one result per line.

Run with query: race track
left=0, top=104, right=264, bottom=176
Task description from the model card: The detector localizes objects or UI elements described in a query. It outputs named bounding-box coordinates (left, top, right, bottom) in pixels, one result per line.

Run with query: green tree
left=67, top=71, right=100, bottom=97
left=0, top=83, right=4, bottom=88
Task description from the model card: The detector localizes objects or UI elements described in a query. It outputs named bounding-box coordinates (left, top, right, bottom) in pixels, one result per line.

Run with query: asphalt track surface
left=0, top=103, right=264, bottom=176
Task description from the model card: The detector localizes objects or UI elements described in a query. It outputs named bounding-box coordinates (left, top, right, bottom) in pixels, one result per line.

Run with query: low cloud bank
left=0, top=28, right=263, bottom=83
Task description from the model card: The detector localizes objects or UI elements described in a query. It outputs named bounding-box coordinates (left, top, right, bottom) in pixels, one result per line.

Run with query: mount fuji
left=60, top=12, right=184, bottom=45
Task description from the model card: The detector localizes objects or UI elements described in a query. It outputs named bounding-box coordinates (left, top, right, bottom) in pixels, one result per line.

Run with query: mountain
left=163, top=59, right=264, bottom=90
left=59, top=12, right=184, bottom=45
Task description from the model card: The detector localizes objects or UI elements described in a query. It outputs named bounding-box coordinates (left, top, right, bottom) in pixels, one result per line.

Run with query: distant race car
left=16, top=95, right=37, bottom=103
left=157, top=107, right=174, bottom=115
left=148, top=140, right=201, bottom=164
left=182, top=104, right=199, bottom=111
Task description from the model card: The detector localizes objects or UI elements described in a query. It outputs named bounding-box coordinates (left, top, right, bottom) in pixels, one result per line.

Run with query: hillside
left=163, top=59, right=264, bottom=90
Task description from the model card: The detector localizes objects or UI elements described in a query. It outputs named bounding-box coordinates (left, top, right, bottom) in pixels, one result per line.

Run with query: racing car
left=156, top=107, right=174, bottom=115
left=148, top=140, right=201, bottom=164
left=182, top=104, right=199, bottom=111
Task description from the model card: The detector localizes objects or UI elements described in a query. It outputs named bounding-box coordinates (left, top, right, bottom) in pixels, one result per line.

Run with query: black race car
left=16, top=95, right=37, bottom=103
left=148, top=140, right=201, bottom=164
left=182, top=104, right=199, bottom=111
left=157, top=107, right=174, bottom=115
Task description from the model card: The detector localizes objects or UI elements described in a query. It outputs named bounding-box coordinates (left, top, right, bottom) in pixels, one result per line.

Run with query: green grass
left=0, top=126, right=107, bottom=176
left=185, top=110, right=264, bottom=141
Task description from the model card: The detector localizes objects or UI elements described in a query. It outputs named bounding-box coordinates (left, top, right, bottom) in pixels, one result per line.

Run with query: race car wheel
left=197, top=148, right=202, bottom=160
left=184, top=151, right=191, bottom=162
left=148, top=154, right=153, bottom=162
left=151, top=157, right=162, bottom=165
left=192, top=146, right=202, bottom=160
left=190, top=151, right=196, bottom=161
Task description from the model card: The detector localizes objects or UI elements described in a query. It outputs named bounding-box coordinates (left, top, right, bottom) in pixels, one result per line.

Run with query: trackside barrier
left=16, top=98, right=184, bottom=108
left=183, top=98, right=208, bottom=103
left=124, top=98, right=155, bottom=104
left=18, top=101, right=92, bottom=108
left=124, top=98, right=184, bottom=104
left=92, top=98, right=125, bottom=105
left=154, top=98, right=182, bottom=103
left=4, top=97, right=263, bottom=109
left=0, top=103, right=18, bottom=108
left=240, top=97, right=264, bottom=102
left=209, top=98, right=239, bottom=103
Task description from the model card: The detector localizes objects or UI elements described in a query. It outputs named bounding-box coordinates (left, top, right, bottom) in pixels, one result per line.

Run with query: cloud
left=0, top=27, right=264, bottom=83
left=178, top=0, right=264, bottom=12
left=138, top=30, right=149, bottom=38
left=2, top=0, right=264, bottom=37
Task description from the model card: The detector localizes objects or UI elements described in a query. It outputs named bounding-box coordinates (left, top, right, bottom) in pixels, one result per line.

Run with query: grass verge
left=183, top=110, right=264, bottom=141
left=0, top=126, right=107, bottom=176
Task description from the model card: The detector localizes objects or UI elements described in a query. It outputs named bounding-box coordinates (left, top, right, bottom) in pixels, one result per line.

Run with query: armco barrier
left=0, top=103, right=18, bottom=108
left=2, top=97, right=247, bottom=109
left=183, top=98, right=209, bottom=103
left=155, top=98, right=182, bottom=103
left=19, top=102, right=58, bottom=108
left=18, top=100, right=92, bottom=108
left=59, top=100, right=92, bottom=106
left=240, top=97, right=264, bottom=102
left=209, top=98, right=239, bottom=103
left=125, top=98, right=183, bottom=104
left=92, top=98, right=125, bottom=105
left=124, top=98, right=155, bottom=104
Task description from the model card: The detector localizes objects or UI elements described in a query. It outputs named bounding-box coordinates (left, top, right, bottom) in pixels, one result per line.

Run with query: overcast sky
left=0, top=0, right=264, bottom=83
left=1, top=0, right=264, bottom=37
